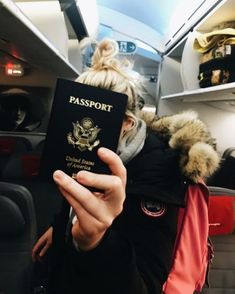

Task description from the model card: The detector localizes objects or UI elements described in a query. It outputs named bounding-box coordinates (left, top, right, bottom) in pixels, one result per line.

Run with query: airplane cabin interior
left=0, top=0, right=235, bottom=293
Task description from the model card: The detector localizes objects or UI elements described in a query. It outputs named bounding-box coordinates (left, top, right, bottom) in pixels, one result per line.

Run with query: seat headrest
left=209, top=195, right=235, bottom=236
left=0, top=137, right=17, bottom=155
left=222, top=147, right=235, bottom=158
left=2, top=153, right=41, bottom=179
left=0, top=195, right=26, bottom=236
left=0, top=136, right=32, bottom=155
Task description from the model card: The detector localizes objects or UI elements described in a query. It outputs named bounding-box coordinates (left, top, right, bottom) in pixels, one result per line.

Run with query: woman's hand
left=32, top=226, right=53, bottom=262
left=53, top=147, right=126, bottom=251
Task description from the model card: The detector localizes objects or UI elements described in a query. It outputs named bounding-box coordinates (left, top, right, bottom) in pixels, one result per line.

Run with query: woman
left=32, top=39, right=220, bottom=294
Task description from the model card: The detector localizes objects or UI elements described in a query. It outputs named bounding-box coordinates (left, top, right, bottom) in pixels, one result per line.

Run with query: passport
left=40, top=78, right=128, bottom=180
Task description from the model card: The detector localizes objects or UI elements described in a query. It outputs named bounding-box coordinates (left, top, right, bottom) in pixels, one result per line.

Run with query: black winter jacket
left=48, top=132, right=188, bottom=294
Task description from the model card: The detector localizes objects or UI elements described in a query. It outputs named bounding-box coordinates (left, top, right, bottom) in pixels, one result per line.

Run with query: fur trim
left=180, top=142, right=220, bottom=183
left=145, top=110, right=220, bottom=183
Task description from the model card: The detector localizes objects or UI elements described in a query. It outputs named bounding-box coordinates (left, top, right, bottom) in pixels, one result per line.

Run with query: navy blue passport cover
left=40, top=78, right=128, bottom=180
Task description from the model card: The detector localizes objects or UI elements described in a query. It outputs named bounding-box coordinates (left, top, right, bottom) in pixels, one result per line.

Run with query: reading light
left=5, top=63, right=24, bottom=77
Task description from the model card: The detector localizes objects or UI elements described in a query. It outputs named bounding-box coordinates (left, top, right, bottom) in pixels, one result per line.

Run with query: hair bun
left=91, top=39, right=119, bottom=70
left=98, top=39, right=119, bottom=57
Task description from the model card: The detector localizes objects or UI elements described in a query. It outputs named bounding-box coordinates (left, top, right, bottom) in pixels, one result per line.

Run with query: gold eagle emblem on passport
left=67, top=117, right=101, bottom=151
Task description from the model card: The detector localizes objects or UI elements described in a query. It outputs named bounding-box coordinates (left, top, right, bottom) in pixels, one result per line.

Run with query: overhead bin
left=98, top=0, right=221, bottom=54
left=160, top=0, right=235, bottom=103
left=16, top=1, right=69, bottom=59
left=163, top=0, right=221, bottom=53
left=61, top=0, right=99, bottom=40
left=0, top=0, right=79, bottom=80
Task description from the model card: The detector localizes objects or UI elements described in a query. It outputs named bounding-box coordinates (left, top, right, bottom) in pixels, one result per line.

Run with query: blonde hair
left=78, top=39, right=145, bottom=124
left=77, top=39, right=220, bottom=181
left=77, top=37, right=160, bottom=137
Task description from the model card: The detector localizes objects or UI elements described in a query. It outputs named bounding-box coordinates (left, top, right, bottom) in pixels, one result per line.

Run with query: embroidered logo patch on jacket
left=141, top=199, right=166, bottom=217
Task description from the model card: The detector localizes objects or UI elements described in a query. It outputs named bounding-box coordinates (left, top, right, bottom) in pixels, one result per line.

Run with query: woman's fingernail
left=53, top=170, right=64, bottom=181
left=98, top=147, right=108, bottom=155
left=76, top=170, right=88, bottom=180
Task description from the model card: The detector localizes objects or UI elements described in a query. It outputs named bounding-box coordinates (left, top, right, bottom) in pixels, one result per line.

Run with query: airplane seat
left=207, top=147, right=235, bottom=190
left=0, top=181, right=37, bottom=294
left=2, top=137, right=47, bottom=180
left=201, top=186, right=235, bottom=294
left=222, top=147, right=235, bottom=159
left=2, top=152, right=42, bottom=180
left=1, top=151, right=62, bottom=238
left=34, top=139, right=45, bottom=152
left=0, top=136, right=32, bottom=178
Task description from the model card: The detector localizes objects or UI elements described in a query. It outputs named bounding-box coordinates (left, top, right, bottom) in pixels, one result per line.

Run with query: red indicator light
left=5, top=63, right=24, bottom=76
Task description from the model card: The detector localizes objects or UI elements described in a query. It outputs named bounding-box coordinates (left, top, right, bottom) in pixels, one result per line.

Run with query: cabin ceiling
left=96, top=0, right=179, bottom=36
left=95, top=0, right=167, bottom=87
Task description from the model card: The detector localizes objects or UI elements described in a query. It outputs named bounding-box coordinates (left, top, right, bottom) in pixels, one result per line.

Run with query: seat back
left=202, top=186, right=235, bottom=294
left=2, top=152, right=42, bottom=180
left=0, top=136, right=32, bottom=178
left=0, top=182, right=37, bottom=294
left=1, top=138, right=45, bottom=181
left=1, top=151, right=62, bottom=238
left=207, top=147, right=235, bottom=190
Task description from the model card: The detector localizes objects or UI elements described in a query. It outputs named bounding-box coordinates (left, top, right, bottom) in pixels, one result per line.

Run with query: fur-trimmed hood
left=141, top=110, right=220, bottom=183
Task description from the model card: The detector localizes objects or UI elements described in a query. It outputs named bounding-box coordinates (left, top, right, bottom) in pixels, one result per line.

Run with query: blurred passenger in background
left=0, top=88, right=41, bottom=132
